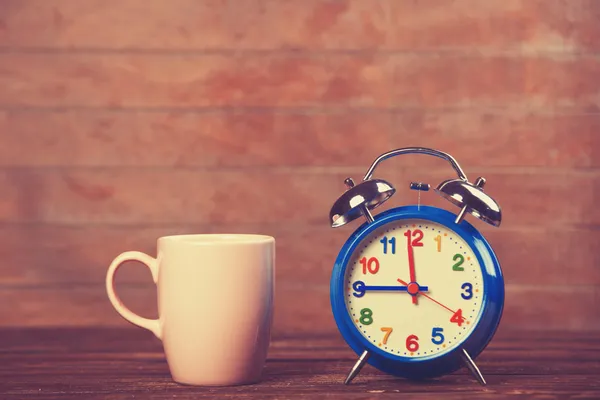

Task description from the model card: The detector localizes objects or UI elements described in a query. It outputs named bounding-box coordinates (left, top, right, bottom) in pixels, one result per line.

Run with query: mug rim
left=158, top=234, right=275, bottom=246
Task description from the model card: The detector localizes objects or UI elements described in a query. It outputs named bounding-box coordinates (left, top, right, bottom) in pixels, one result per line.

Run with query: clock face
left=344, top=218, right=485, bottom=358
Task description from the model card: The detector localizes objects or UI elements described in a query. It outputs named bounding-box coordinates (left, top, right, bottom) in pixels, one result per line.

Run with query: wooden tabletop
left=1, top=328, right=598, bottom=399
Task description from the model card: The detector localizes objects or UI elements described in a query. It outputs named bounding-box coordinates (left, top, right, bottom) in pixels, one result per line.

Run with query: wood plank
left=0, top=0, right=388, bottom=50
left=0, top=284, right=597, bottom=331
left=228, top=0, right=390, bottom=51
left=0, top=328, right=599, bottom=398
left=390, top=55, right=600, bottom=109
left=0, top=169, right=351, bottom=225
left=483, top=228, right=600, bottom=286
left=391, top=111, right=600, bottom=168
left=2, top=110, right=598, bottom=168
left=0, top=0, right=232, bottom=50
left=2, top=364, right=599, bottom=399
left=504, top=285, right=600, bottom=331
left=1, top=327, right=599, bottom=364
left=0, top=110, right=391, bottom=167
left=1, top=54, right=600, bottom=109
left=0, top=225, right=597, bottom=286
left=1, top=169, right=596, bottom=226
left=389, top=0, right=600, bottom=52
left=0, top=53, right=391, bottom=108
left=2, top=1, right=599, bottom=52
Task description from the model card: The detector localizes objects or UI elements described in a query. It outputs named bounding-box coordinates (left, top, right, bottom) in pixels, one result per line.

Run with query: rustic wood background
left=0, top=0, right=598, bottom=335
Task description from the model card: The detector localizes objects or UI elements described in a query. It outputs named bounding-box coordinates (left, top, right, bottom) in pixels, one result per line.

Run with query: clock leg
left=461, top=348, right=487, bottom=386
left=344, top=350, right=371, bottom=385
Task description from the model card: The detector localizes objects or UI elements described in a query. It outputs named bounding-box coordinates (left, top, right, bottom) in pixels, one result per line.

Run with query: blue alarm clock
left=328, top=147, right=504, bottom=385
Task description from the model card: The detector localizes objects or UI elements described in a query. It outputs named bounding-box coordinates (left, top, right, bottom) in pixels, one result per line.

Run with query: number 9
left=352, top=280, right=366, bottom=298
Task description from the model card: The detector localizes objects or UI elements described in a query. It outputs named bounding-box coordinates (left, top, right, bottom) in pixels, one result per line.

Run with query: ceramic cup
left=105, top=234, right=275, bottom=386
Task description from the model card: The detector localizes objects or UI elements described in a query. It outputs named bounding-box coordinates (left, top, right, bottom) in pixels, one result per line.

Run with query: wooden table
left=1, top=328, right=598, bottom=399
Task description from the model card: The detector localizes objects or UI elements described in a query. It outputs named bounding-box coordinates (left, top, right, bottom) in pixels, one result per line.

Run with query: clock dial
left=344, top=218, right=484, bottom=358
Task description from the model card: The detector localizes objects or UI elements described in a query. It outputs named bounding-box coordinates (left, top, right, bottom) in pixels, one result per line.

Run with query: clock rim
left=330, top=205, right=504, bottom=379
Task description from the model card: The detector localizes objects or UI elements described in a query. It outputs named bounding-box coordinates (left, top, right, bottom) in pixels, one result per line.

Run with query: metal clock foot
left=461, top=348, right=486, bottom=386
left=344, top=350, right=371, bottom=385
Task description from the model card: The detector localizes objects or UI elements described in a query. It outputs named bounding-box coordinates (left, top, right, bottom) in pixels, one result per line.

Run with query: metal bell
left=435, top=177, right=502, bottom=227
left=329, top=178, right=396, bottom=228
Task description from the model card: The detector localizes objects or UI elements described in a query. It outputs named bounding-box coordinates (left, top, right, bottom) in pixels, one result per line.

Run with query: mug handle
left=106, top=251, right=162, bottom=339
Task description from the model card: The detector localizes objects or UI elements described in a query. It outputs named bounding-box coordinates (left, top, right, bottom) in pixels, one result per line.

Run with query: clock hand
left=364, top=284, right=428, bottom=292
left=397, top=278, right=466, bottom=322
left=405, top=232, right=418, bottom=305
left=352, top=280, right=428, bottom=298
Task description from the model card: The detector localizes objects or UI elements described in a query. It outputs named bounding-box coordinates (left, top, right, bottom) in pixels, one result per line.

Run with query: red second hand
left=397, top=278, right=466, bottom=321
left=404, top=232, right=418, bottom=305
left=407, top=245, right=417, bottom=284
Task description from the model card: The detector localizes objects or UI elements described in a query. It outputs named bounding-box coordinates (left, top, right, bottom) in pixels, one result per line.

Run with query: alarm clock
left=329, top=147, right=504, bottom=385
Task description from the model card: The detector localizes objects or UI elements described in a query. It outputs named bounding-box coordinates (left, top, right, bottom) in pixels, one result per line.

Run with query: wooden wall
left=1, top=0, right=598, bottom=334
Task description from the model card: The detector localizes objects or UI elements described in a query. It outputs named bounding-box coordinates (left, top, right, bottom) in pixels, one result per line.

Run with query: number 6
left=406, top=334, right=419, bottom=352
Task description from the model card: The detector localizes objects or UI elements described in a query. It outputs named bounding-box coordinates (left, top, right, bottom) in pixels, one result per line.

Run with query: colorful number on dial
left=434, top=234, right=442, bottom=252
left=461, top=282, right=473, bottom=299
left=352, top=281, right=366, bottom=298
left=406, top=334, right=419, bottom=352
left=359, top=308, right=373, bottom=325
left=431, top=327, right=445, bottom=345
left=452, top=254, right=465, bottom=271
left=380, top=236, right=396, bottom=254
left=450, top=309, right=464, bottom=326
left=404, top=229, right=424, bottom=247
left=380, top=327, right=393, bottom=344
left=360, top=257, right=380, bottom=274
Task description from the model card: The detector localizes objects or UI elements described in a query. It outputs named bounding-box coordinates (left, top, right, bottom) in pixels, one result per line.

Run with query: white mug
left=105, top=234, right=275, bottom=386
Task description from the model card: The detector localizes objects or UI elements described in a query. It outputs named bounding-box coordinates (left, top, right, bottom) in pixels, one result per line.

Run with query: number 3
left=461, top=282, right=473, bottom=300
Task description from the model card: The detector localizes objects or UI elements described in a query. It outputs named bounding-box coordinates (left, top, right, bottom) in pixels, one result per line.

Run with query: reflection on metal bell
left=435, top=177, right=502, bottom=227
left=329, top=178, right=396, bottom=228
